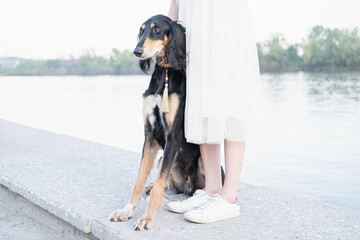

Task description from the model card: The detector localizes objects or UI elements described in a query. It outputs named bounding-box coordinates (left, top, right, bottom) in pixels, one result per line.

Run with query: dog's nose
left=133, top=47, right=143, bottom=58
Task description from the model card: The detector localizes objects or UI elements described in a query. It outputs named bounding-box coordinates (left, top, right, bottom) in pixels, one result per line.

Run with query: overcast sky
left=0, top=0, right=359, bottom=59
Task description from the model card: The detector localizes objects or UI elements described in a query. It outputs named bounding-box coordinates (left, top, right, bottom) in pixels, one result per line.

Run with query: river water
left=0, top=72, right=359, bottom=211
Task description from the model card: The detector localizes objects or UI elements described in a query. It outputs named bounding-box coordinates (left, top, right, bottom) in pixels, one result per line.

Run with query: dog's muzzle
left=133, top=47, right=143, bottom=58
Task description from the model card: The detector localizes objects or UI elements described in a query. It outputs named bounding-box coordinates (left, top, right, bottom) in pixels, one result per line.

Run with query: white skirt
left=176, top=0, right=261, bottom=144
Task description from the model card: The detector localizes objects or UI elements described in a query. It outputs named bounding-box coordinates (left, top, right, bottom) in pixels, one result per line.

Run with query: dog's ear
left=165, top=22, right=186, bottom=71
left=139, top=59, right=152, bottom=74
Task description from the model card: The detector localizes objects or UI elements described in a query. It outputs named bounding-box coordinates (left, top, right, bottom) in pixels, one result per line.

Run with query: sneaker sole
left=184, top=211, right=240, bottom=224
left=167, top=205, right=187, bottom=214
left=167, top=201, right=212, bottom=214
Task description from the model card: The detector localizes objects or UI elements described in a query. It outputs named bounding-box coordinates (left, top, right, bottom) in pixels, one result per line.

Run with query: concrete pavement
left=0, top=119, right=359, bottom=240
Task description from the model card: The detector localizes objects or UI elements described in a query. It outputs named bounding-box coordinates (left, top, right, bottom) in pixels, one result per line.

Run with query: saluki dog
left=109, top=14, right=224, bottom=231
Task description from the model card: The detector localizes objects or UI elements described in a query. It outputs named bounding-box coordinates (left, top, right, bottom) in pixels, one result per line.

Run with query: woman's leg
left=220, top=140, right=246, bottom=204
left=200, top=143, right=222, bottom=196
left=183, top=140, right=243, bottom=223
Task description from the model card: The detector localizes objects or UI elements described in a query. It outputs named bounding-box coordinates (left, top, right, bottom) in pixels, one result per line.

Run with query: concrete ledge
left=0, top=184, right=96, bottom=240
left=1, top=119, right=359, bottom=239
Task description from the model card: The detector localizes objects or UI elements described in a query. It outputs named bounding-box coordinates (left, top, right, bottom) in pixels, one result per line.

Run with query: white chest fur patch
left=143, top=94, right=162, bottom=128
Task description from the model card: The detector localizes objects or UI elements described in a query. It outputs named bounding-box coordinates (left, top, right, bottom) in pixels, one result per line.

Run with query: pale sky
left=0, top=0, right=359, bottom=59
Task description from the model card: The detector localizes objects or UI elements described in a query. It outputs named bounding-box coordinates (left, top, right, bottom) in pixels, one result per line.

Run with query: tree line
left=0, top=25, right=359, bottom=76
left=258, top=26, right=360, bottom=72
left=0, top=49, right=142, bottom=76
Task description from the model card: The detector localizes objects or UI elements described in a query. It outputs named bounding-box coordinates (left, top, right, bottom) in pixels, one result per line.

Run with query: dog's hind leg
left=110, top=134, right=160, bottom=222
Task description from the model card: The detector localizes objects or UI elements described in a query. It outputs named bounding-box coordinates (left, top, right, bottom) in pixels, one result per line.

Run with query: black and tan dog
left=109, top=14, right=224, bottom=231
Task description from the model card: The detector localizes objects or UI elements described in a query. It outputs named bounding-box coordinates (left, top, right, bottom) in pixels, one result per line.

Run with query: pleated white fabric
left=176, top=0, right=261, bottom=144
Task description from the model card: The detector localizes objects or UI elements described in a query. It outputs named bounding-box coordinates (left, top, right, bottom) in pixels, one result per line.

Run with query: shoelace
left=183, top=189, right=205, bottom=203
left=194, top=189, right=205, bottom=196
left=199, top=199, right=216, bottom=211
left=198, top=194, right=222, bottom=211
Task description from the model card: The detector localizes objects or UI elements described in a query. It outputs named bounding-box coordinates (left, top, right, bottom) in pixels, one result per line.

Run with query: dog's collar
left=156, top=56, right=171, bottom=68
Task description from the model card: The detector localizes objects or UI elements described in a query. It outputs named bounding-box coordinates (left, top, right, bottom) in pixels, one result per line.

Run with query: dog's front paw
left=109, top=203, right=135, bottom=222
left=133, top=214, right=155, bottom=231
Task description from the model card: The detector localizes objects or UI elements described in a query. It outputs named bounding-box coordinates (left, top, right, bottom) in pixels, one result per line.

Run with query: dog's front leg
left=110, top=134, right=160, bottom=222
left=134, top=137, right=179, bottom=230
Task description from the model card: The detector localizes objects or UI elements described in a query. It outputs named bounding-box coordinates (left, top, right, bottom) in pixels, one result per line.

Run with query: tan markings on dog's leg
left=129, top=138, right=161, bottom=205
left=150, top=23, right=155, bottom=28
left=109, top=137, right=160, bottom=222
left=146, top=166, right=168, bottom=215
left=141, top=24, right=145, bottom=30
left=134, top=159, right=170, bottom=230
left=164, top=93, right=180, bottom=131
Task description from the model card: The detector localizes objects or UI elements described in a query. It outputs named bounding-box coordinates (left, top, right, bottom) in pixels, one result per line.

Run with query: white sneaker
left=184, top=194, right=240, bottom=224
left=167, top=189, right=212, bottom=213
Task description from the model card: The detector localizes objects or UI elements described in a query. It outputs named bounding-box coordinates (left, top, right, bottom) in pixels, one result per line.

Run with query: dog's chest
left=143, top=94, right=163, bottom=128
left=142, top=93, right=180, bottom=131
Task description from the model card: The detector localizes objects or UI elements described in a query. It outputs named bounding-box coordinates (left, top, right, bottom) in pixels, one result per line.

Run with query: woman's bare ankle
left=205, top=188, right=222, bottom=196
left=220, top=192, right=237, bottom=204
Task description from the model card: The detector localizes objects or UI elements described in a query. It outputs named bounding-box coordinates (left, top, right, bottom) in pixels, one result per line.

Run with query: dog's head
left=133, top=14, right=186, bottom=73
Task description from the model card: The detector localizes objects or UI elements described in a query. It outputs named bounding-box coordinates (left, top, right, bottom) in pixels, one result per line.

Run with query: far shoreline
left=1, top=70, right=360, bottom=77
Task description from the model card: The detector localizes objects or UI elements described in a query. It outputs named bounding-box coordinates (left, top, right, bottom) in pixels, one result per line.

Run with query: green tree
left=337, top=27, right=360, bottom=70
left=2, top=25, right=359, bottom=76
left=258, top=33, right=301, bottom=72
left=303, top=26, right=360, bottom=71
left=265, top=33, right=287, bottom=71
left=76, top=52, right=113, bottom=75
left=110, top=49, right=142, bottom=74
left=10, top=60, right=45, bottom=75
left=284, top=44, right=302, bottom=71
left=0, top=64, right=6, bottom=75
left=44, top=59, right=63, bottom=74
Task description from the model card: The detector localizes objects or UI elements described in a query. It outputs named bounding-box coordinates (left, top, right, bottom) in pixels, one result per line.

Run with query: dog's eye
left=153, top=27, right=161, bottom=34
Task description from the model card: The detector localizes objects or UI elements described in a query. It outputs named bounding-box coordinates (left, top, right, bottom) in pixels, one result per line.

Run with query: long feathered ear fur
left=165, top=22, right=186, bottom=72
left=139, top=59, right=152, bottom=74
